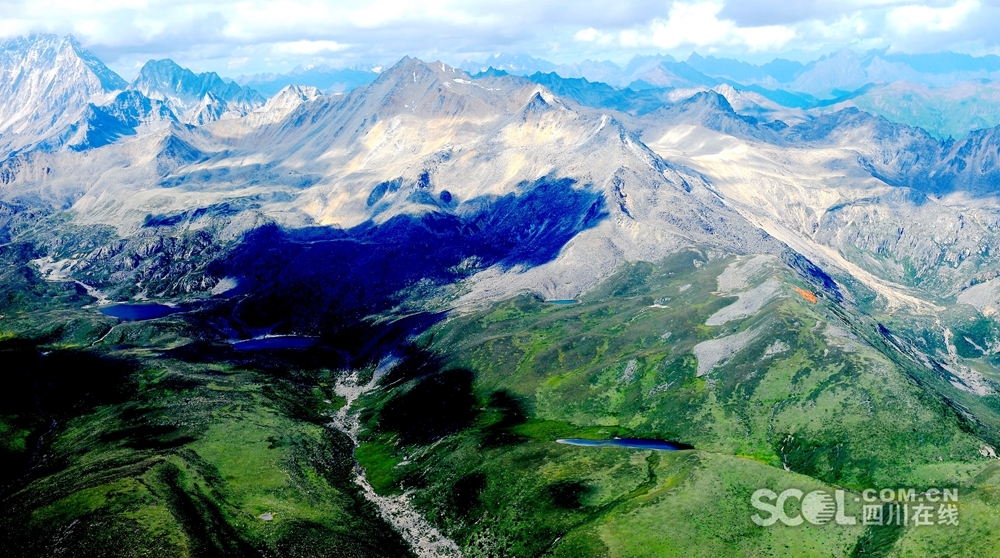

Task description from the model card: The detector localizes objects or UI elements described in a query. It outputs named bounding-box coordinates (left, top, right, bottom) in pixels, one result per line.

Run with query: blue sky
left=1, top=0, right=997, bottom=77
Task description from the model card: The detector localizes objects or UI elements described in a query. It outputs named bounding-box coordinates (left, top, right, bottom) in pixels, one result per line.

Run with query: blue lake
left=232, top=336, right=319, bottom=351
left=100, top=303, right=182, bottom=321
left=546, top=299, right=578, bottom=305
left=556, top=438, right=693, bottom=451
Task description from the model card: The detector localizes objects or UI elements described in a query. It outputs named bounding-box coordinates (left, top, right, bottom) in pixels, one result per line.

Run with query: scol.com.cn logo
left=751, top=487, right=959, bottom=527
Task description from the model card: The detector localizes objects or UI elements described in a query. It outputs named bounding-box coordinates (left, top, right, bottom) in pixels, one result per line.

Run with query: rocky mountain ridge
left=0, top=36, right=998, bottom=320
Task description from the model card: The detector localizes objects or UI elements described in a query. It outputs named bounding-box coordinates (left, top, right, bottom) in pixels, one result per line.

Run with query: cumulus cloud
left=0, top=0, right=996, bottom=75
left=273, top=40, right=347, bottom=55
left=603, top=1, right=797, bottom=52
left=888, top=0, right=980, bottom=33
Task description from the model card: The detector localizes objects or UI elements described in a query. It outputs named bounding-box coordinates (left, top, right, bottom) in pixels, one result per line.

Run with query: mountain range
left=2, top=33, right=1000, bottom=557
left=460, top=49, right=1000, bottom=138
left=233, top=64, right=380, bottom=96
left=0, top=34, right=272, bottom=153
left=462, top=49, right=1000, bottom=94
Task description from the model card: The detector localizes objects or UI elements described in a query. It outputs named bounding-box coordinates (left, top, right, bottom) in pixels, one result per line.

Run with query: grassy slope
left=0, top=335, right=414, bottom=557
left=356, top=250, right=1000, bottom=557
left=0, top=242, right=413, bottom=557
left=4, top=236, right=1000, bottom=557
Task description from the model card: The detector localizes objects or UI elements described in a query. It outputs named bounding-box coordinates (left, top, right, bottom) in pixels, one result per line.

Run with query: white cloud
left=0, top=0, right=996, bottom=75
left=573, top=26, right=617, bottom=45
left=647, top=2, right=732, bottom=49
left=574, top=27, right=599, bottom=42
left=610, top=1, right=796, bottom=52
left=888, top=0, right=980, bottom=33
left=274, top=40, right=347, bottom=54
left=733, top=25, right=798, bottom=51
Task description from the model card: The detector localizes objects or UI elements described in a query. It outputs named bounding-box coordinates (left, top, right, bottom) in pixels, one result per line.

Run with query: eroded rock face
left=0, top=34, right=125, bottom=150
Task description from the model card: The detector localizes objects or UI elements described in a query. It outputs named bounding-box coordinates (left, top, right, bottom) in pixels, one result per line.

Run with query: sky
left=1, top=0, right=998, bottom=78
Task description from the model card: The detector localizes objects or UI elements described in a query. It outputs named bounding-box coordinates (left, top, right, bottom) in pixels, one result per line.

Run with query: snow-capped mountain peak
left=129, top=58, right=265, bottom=123
left=0, top=34, right=127, bottom=148
left=264, top=84, right=320, bottom=111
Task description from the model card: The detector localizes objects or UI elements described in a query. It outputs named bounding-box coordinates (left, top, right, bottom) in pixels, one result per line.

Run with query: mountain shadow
left=212, top=177, right=607, bottom=335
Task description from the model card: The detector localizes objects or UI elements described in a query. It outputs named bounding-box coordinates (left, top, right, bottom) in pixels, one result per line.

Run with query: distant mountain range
left=233, top=64, right=380, bottom=97
left=462, top=49, right=1000, bottom=94
left=6, top=33, right=1000, bottom=154
left=460, top=49, right=1000, bottom=138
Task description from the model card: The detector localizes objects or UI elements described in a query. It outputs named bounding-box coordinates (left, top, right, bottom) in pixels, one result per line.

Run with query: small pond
left=556, top=438, right=694, bottom=451
left=99, top=303, right=182, bottom=321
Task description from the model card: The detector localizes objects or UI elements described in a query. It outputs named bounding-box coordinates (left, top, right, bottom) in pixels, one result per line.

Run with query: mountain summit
left=129, top=59, right=265, bottom=122
left=0, top=34, right=126, bottom=148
